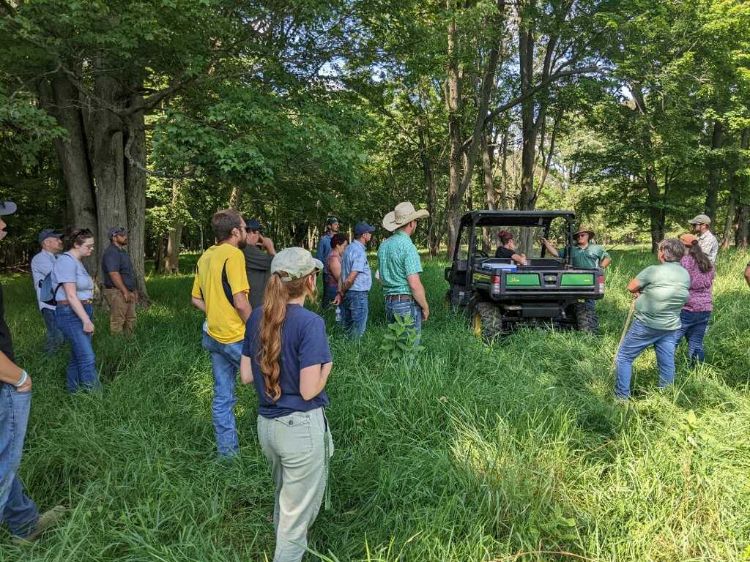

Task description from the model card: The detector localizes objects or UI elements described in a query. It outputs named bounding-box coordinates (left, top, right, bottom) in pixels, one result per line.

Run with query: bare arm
left=744, top=265, right=750, bottom=288
left=0, top=351, right=30, bottom=391
left=600, top=257, right=612, bottom=269
left=63, top=283, right=94, bottom=333
left=626, top=278, right=641, bottom=294
left=233, top=292, right=251, bottom=323
left=191, top=296, right=206, bottom=313
left=407, top=273, right=430, bottom=321
left=540, top=238, right=560, bottom=257
left=240, top=355, right=253, bottom=385
left=511, top=253, right=527, bottom=266
left=299, top=361, right=332, bottom=400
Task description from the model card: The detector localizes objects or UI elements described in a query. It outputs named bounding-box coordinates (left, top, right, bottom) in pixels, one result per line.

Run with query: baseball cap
left=245, top=218, right=263, bottom=231
left=326, top=216, right=340, bottom=226
left=354, top=222, right=376, bottom=237
left=108, top=226, right=127, bottom=238
left=38, top=229, right=62, bottom=244
left=270, top=247, right=323, bottom=282
left=680, top=233, right=698, bottom=246
left=0, top=201, right=17, bottom=216
left=688, top=214, right=711, bottom=225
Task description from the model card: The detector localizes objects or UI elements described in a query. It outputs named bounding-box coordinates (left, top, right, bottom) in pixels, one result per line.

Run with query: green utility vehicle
left=445, top=210, right=605, bottom=339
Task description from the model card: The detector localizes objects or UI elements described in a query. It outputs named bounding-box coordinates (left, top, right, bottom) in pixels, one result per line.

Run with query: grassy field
left=1, top=248, right=749, bottom=561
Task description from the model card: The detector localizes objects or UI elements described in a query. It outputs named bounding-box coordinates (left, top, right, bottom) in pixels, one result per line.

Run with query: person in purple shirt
left=240, top=247, right=333, bottom=562
left=675, top=233, right=715, bottom=363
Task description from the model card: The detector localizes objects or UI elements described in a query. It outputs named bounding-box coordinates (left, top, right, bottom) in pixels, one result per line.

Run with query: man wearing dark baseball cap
left=242, top=218, right=277, bottom=309
left=0, top=201, right=65, bottom=542
left=335, top=221, right=376, bottom=337
left=31, top=229, right=64, bottom=353
left=101, top=226, right=138, bottom=335
left=315, top=216, right=340, bottom=308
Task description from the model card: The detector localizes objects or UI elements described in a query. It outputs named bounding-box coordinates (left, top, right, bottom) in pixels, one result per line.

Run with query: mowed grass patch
left=0, top=248, right=749, bottom=561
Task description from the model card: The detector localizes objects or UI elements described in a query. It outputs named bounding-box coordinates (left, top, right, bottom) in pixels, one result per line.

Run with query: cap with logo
left=0, top=201, right=17, bottom=216
left=108, top=226, right=127, bottom=239
left=271, top=247, right=323, bottom=282
left=354, top=222, right=376, bottom=237
left=38, top=229, right=63, bottom=244
left=326, top=216, right=340, bottom=226
left=688, top=214, right=711, bottom=226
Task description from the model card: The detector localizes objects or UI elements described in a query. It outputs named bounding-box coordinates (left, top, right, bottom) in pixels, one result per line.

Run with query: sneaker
left=12, top=506, right=66, bottom=545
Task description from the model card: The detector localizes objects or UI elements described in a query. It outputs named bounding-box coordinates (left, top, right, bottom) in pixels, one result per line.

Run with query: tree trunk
left=518, top=25, right=536, bottom=210
left=164, top=182, right=183, bottom=274
left=418, top=128, right=439, bottom=256
left=736, top=205, right=749, bottom=249
left=124, top=97, right=149, bottom=299
left=646, top=168, right=665, bottom=252
left=38, top=73, right=98, bottom=242
left=229, top=186, right=243, bottom=209
left=445, top=8, right=463, bottom=258
left=705, top=120, right=724, bottom=219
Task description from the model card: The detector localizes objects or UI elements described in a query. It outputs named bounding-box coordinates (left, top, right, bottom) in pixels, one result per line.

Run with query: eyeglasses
left=245, top=227, right=260, bottom=233
left=83, top=243, right=95, bottom=249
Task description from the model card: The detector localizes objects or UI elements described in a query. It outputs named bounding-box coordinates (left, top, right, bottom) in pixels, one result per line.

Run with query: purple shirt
left=680, top=255, right=715, bottom=312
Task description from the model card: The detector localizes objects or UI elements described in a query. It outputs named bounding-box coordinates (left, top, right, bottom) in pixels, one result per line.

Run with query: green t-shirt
left=634, top=262, right=690, bottom=331
left=560, top=244, right=609, bottom=269
left=377, top=230, right=423, bottom=295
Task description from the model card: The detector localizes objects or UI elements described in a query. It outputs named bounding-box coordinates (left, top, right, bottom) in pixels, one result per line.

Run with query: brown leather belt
left=385, top=294, right=413, bottom=302
left=57, top=299, right=93, bottom=306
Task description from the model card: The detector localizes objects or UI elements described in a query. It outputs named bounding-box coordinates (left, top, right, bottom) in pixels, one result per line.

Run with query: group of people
left=2, top=193, right=749, bottom=558
left=189, top=201, right=430, bottom=561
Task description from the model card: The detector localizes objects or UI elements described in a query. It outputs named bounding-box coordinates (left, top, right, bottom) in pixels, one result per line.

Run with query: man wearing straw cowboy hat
left=377, top=202, right=430, bottom=335
left=541, top=224, right=611, bottom=333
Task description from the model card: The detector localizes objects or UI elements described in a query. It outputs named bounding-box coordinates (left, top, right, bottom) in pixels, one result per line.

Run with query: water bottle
left=335, top=305, right=342, bottom=323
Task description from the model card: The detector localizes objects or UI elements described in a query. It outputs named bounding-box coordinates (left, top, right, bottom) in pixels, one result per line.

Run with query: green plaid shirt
left=377, top=230, right=423, bottom=295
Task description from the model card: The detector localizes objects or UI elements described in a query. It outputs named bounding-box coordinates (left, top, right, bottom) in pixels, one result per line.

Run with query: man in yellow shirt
left=192, top=209, right=251, bottom=457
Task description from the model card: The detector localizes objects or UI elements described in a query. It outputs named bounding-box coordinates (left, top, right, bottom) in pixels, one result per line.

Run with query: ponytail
left=688, top=241, right=712, bottom=273
left=258, top=271, right=316, bottom=401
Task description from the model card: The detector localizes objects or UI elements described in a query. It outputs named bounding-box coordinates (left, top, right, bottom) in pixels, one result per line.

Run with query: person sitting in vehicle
left=494, top=230, right=527, bottom=266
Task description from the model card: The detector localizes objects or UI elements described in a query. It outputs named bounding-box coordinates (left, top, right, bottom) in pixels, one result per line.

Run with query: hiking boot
left=12, top=506, right=66, bottom=545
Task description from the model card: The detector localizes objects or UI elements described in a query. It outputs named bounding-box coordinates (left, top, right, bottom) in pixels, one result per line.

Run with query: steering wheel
left=475, top=250, right=488, bottom=258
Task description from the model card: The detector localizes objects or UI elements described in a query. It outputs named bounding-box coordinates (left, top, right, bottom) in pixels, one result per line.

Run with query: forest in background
left=2, top=0, right=749, bottom=296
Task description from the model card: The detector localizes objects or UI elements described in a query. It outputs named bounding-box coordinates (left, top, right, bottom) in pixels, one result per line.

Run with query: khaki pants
left=103, top=288, right=137, bottom=335
left=257, top=408, right=333, bottom=562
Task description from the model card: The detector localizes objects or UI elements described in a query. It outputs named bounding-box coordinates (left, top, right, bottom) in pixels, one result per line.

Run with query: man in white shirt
left=688, top=214, right=719, bottom=264
left=30, top=229, right=64, bottom=354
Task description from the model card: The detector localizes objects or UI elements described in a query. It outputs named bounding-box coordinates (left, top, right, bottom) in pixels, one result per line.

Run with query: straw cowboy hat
left=573, top=225, right=595, bottom=238
left=382, top=201, right=430, bottom=232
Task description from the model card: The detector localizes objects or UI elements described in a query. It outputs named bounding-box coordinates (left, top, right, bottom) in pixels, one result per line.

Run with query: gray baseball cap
left=688, top=214, right=711, bottom=225
left=270, top=247, right=323, bottom=282
left=0, top=201, right=17, bottom=216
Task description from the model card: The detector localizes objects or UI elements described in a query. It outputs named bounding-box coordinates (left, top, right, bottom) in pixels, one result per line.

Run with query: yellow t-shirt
left=191, top=244, right=249, bottom=343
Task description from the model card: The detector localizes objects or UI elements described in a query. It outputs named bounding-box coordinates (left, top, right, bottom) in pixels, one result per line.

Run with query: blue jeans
left=41, top=308, right=64, bottom=354
left=56, top=304, right=100, bottom=393
left=342, top=291, right=369, bottom=337
left=201, top=332, right=242, bottom=457
left=0, top=384, right=39, bottom=537
left=385, top=297, right=423, bottom=334
left=674, top=310, right=711, bottom=363
left=615, top=319, right=679, bottom=399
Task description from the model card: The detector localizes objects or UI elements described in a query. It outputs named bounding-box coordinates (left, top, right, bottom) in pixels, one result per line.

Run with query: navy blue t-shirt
left=243, top=304, right=332, bottom=418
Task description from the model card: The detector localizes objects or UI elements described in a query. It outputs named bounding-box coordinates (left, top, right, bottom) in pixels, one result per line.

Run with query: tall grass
left=1, top=248, right=749, bottom=561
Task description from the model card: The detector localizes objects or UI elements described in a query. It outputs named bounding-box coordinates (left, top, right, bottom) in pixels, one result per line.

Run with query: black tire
left=471, top=301, right=505, bottom=342
left=574, top=301, right=598, bottom=333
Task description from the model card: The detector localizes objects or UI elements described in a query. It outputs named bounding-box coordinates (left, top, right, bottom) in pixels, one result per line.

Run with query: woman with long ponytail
left=676, top=233, right=715, bottom=363
left=240, top=247, right=333, bottom=562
